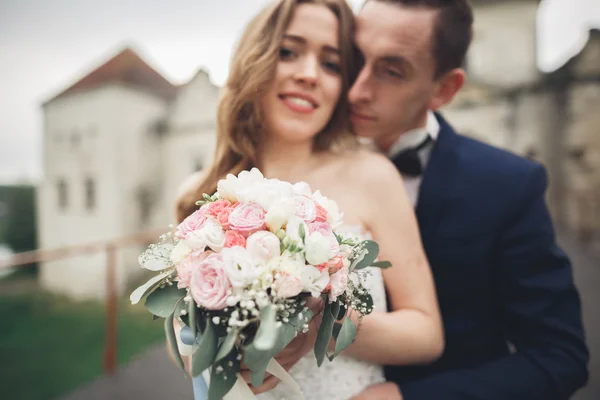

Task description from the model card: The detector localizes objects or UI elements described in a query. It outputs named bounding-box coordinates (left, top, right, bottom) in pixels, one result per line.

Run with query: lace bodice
left=258, top=225, right=387, bottom=400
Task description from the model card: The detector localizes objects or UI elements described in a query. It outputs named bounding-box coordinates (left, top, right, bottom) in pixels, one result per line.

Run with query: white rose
left=265, top=198, right=296, bottom=232
left=183, top=229, right=207, bottom=250
left=221, top=246, right=260, bottom=289
left=305, top=231, right=335, bottom=266
left=169, top=240, right=192, bottom=265
left=246, top=231, right=281, bottom=263
left=294, top=195, right=317, bottom=222
left=311, top=190, right=344, bottom=228
left=268, top=254, right=304, bottom=277
left=285, top=216, right=309, bottom=244
left=201, top=217, right=226, bottom=252
left=300, top=265, right=330, bottom=297
left=217, top=168, right=264, bottom=202
left=293, top=181, right=312, bottom=197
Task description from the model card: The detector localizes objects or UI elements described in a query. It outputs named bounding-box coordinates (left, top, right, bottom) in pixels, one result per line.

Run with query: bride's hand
left=240, top=297, right=325, bottom=394
left=350, top=382, right=403, bottom=400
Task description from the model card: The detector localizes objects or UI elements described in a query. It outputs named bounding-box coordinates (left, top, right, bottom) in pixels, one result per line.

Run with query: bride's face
left=260, top=4, right=343, bottom=145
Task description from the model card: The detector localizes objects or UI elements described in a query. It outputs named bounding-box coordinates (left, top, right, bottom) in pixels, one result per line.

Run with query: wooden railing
left=0, top=229, right=165, bottom=375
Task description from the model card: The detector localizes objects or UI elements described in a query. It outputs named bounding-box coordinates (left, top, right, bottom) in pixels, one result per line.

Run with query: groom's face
left=349, top=1, right=440, bottom=148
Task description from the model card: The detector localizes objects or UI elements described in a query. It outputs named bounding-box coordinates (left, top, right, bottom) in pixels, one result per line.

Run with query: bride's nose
left=293, top=55, right=318, bottom=87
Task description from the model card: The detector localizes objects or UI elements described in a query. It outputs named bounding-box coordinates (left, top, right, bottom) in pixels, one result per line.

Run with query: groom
left=346, top=0, right=589, bottom=399
left=253, top=0, right=590, bottom=399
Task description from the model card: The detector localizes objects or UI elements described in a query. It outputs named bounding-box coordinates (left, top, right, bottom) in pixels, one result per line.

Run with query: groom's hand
left=240, top=297, right=324, bottom=394
left=350, top=382, right=403, bottom=400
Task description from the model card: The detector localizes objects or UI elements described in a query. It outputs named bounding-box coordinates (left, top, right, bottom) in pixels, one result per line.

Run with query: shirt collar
left=388, top=110, right=440, bottom=158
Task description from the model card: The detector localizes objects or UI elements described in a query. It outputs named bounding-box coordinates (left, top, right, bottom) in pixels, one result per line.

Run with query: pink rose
left=294, top=196, right=317, bottom=222
left=246, top=231, right=281, bottom=263
left=190, top=253, right=231, bottom=310
left=308, top=221, right=340, bottom=255
left=276, top=274, right=304, bottom=298
left=228, top=202, right=266, bottom=237
left=224, top=230, right=246, bottom=248
left=317, top=255, right=344, bottom=275
left=315, top=203, right=328, bottom=223
left=328, top=267, right=349, bottom=302
left=217, top=206, right=235, bottom=230
left=204, top=200, right=232, bottom=218
left=176, top=250, right=210, bottom=289
left=176, top=209, right=206, bottom=239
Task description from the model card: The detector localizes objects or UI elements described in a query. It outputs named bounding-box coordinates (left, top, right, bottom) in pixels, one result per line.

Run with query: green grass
left=0, top=289, right=165, bottom=400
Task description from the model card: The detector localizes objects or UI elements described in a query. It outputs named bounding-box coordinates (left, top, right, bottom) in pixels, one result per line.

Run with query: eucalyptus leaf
left=371, top=260, right=392, bottom=269
left=145, top=285, right=186, bottom=318
left=337, top=303, right=347, bottom=321
left=332, top=322, right=343, bottom=340
left=164, top=313, right=185, bottom=371
left=330, top=301, right=341, bottom=320
left=334, top=317, right=357, bottom=356
left=192, top=318, right=218, bottom=377
left=314, top=302, right=335, bottom=367
left=189, top=298, right=197, bottom=339
left=130, top=270, right=173, bottom=305
left=207, top=347, right=240, bottom=400
left=289, top=307, right=313, bottom=329
left=253, top=305, right=277, bottom=351
left=352, top=240, right=380, bottom=271
left=216, top=327, right=238, bottom=361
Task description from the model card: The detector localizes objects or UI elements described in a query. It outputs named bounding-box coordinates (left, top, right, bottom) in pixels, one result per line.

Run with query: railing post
left=104, top=243, right=118, bottom=375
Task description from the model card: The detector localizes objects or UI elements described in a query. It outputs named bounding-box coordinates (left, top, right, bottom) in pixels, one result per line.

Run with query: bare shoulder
left=339, top=148, right=403, bottom=189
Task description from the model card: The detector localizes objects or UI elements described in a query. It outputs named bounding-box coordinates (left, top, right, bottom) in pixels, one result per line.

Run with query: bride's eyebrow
left=283, top=34, right=340, bottom=55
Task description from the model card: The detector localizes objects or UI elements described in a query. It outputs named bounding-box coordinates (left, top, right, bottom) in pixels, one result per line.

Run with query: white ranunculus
left=246, top=231, right=281, bottom=264
left=311, top=190, right=344, bottom=228
left=285, top=216, right=309, bottom=244
left=221, top=246, right=260, bottom=289
left=217, top=168, right=264, bottom=202
left=300, top=264, right=330, bottom=297
left=305, top=231, right=335, bottom=266
left=169, top=241, right=192, bottom=265
left=265, top=198, right=296, bottom=232
left=183, top=229, right=207, bottom=250
left=268, top=253, right=304, bottom=277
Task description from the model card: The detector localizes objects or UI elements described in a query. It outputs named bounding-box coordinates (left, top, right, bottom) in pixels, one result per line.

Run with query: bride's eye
left=322, top=60, right=341, bottom=74
left=279, top=47, right=296, bottom=60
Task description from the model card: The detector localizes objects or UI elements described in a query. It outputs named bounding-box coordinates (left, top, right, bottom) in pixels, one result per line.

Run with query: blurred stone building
left=37, top=0, right=600, bottom=300
left=446, top=0, right=600, bottom=255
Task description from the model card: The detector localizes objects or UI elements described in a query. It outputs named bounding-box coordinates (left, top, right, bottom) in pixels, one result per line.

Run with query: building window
left=85, top=178, right=95, bottom=211
left=57, top=179, right=68, bottom=210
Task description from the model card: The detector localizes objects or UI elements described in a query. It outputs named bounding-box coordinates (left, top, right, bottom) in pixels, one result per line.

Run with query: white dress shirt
left=388, top=111, right=440, bottom=207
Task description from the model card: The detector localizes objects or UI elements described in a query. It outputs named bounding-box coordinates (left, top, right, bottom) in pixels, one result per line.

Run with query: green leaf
left=189, top=298, right=197, bottom=339
left=208, top=347, right=240, bottom=400
left=332, top=322, right=342, bottom=339
left=334, top=317, right=357, bottom=356
left=288, top=307, right=313, bottom=329
left=355, top=291, right=374, bottom=316
left=314, top=302, right=335, bottom=366
left=337, top=303, right=347, bottom=321
left=352, top=240, right=380, bottom=271
left=330, top=301, right=341, bottom=320
left=164, top=313, right=185, bottom=371
left=216, top=327, right=238, bottom=362
left=130, top=270, right=173, bottom=305
left=253, top=305, right=277, bottom=351
left=299, top=223, right=306, bottom=242
left=152, top=314, right=160, bottom=321
left=192, top=318, right=218, bottom=377
left=145, top=284, right=186, bottom=318
left=371, top=260, right=392, bottom=269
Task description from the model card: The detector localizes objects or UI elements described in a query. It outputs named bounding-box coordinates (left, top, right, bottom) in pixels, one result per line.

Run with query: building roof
left=45, top=47, right=177, bottom=105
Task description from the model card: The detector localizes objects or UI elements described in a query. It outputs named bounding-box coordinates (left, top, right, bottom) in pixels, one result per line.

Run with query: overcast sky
left=0, top=0, right=598, bottom=184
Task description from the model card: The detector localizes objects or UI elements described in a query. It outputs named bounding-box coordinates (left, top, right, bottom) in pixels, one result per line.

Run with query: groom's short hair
left=370, top=0, right=474, bottom=78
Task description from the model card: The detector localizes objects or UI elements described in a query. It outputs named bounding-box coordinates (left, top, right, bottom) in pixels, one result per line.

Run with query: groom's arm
left=400, top=165, right=589, bottom=400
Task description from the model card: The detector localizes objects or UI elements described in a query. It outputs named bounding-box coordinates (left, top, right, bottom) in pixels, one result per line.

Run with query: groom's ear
left=428, top=68, right=466, bottom=111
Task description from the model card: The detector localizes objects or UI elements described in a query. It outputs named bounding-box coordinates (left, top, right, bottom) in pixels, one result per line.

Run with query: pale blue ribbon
left=181, top=326, right=208, bottom=400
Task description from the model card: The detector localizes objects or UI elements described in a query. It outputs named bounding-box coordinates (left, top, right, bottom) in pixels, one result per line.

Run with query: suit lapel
left=415, top=113, right=460, bottom=235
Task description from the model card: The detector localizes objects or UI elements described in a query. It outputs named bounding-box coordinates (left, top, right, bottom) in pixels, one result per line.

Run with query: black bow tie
left=391, top=136, right=433, bottom=177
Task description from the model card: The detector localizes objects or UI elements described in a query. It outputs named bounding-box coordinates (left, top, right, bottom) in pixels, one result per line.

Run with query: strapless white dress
left=258, top=225, right=387, bottom=400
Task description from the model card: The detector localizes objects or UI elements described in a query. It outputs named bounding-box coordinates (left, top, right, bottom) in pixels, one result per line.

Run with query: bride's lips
left=279, top=92, right=318, bottom=114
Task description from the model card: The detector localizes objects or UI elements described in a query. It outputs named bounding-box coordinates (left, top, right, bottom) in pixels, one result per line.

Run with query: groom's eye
left=279, top=47, right=296, bottom=60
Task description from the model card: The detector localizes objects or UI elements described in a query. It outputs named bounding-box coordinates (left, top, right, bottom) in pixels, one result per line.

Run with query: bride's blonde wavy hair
left=176, top=0, right=359, bottom=223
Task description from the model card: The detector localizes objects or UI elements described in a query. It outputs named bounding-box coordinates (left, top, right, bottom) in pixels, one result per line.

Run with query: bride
left=175, top=0, right=443, bottom=398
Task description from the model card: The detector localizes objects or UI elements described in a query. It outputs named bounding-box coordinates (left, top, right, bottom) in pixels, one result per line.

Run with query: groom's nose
left=349, top=68, right=373, bottom=104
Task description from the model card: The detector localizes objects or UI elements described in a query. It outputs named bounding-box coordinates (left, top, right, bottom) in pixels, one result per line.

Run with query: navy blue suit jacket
left=385, top=114, right=589, bottom=399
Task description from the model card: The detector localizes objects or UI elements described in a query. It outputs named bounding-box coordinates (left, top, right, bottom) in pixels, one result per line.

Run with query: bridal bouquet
left=130, top=168, right=390, bottom=400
